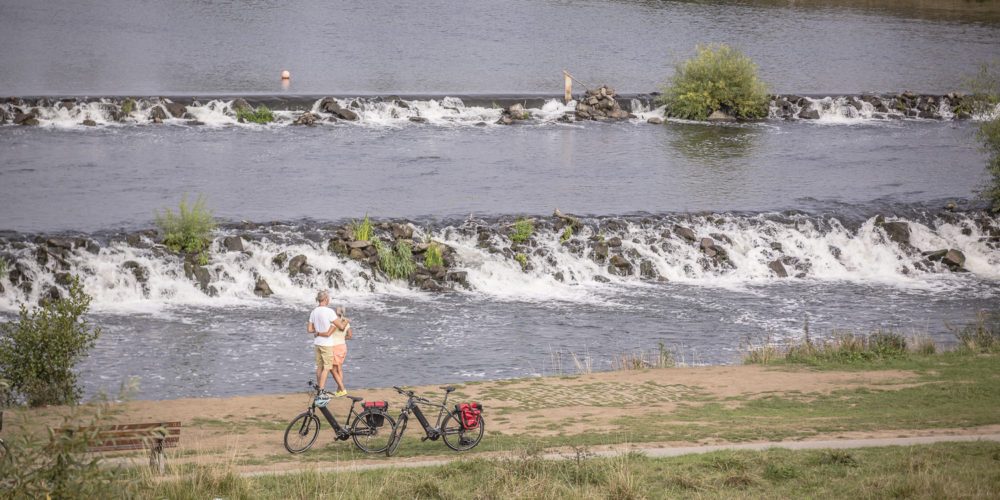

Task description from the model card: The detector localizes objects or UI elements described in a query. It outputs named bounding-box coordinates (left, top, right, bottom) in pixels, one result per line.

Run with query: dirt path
left=4, top=362, right=992, bottom=476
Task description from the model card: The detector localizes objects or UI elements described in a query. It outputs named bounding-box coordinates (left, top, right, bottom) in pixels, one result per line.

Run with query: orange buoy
left=281, top=70, right=291, bottom=80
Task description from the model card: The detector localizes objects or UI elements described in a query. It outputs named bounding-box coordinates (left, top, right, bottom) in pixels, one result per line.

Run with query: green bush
left=155, top=195, right=216, bottom=255
left=237, top=105, right=274, bottom=124
left=374, top=239, right=416, bottom=280
left=0, top=278, right=101, bottom=407
left=514, top=253, right=529, bottom=270
left=511, top=219, right=534, bottom=243
left=350, top=215, right=374, bottom=241
left=978, top=117, right=1000, bottom=213
left=121, top=98, right=135, bottom=115
left=953, top=310, right=999, bottom=353
left=424, top=242, right=444, bottom=268
left=657, top=44, right=769, bottom=121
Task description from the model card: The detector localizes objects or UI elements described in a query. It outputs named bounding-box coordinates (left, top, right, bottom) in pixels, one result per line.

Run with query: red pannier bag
left=455, top=402, right=483, bottom=430
left=362, top=401, right=389, bottom=427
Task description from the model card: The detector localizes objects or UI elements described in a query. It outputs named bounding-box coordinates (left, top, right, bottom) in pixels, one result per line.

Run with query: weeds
left=237, top=105, right=274, bottom=124
left=514, top=253, right=529, bottom=270
left=744, top=329, right=914, bottom=365
left=121, top=98, right=135, bottom=115
left=511, top=218, right=534, bottom=243
left=349, top=214, right=374, bottom=241
left=0, top=257, right=7, bottom=280
left=374, top=238, right=416, bottom=280
left=657, top=43, right=770, bottom=120
left=612, top=342, right=676, bottom=370
left=155, top=195, right=216, bottom=255
left=424, top=242, right=444, bottom=268
left=950, top=310, right=1000, bottom=353
left=560, top=226, right=573, bottom=243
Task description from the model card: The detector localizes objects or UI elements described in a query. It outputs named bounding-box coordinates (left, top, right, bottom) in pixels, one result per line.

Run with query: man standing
left=307, top=290, right=349, bottom=395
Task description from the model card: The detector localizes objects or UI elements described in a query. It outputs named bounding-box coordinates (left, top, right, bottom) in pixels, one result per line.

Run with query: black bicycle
left=283, top=381, right=396, bottom=454
left=385, top=385, right=484, bottom=457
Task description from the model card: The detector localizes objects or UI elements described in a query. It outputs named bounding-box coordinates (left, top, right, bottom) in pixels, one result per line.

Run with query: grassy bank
left=117, top=442, right=1000, bottom=499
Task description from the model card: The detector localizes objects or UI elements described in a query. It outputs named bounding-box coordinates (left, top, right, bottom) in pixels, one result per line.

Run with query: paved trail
left=242, top=433, right=1000, bottom=477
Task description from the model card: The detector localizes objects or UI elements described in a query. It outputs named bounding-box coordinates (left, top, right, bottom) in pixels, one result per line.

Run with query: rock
left=288, top=254, right=308, bottom=276
left=446, top=271, right=470, bottom=289
left=392, top=223, right=413, bottom=240
left=707, top=110, right=735, bottom=122
left=332, top=107, right=358, bottom=121
left=768, top=260, right=788, bottom=278
left=149, top=105, right=168, bottom=122
left=408, top=116, right=427, bottom=123
left=553, top=271, right=565, bottom=282
left=122, top=260, right=149, bottom=283
left=770, top=242, right=783, bottom=252
left=607, top=236, right=622, bottom=248
left=222, top=236, right=244, bottom=252
left=193, top=265, right=211, bottom=291
left=798, top=107, right=820, bottom=119
left=14, top=113, right=39, bottom=126
left=348, top=240, right=372, bottom=249
left=700, top=238, right=717, bottom=257
left=639, top=260, right=657, bottom=279
left=293, top=112, right=318, bottom=126
left=646, top=116, right=663, bottom=125
left=164, top=102, right=187, bottom=118
left=674, top=225, right=697, bottom=242
left=328, top=239, right=348, bottom=255
left=82, top=119, right=97, bottom=126
left=593, top=275, right=611, bottom=283
left=230, top=98, right=251, bottom=113
left=46, top=238, right=74, bottom=250
left=54, top=272, right=74, bottom=286
left=880, top=221, right=911, bottom=246
left=254, top=278, right=273, bottom=297
left=35, top=247, right=49, bottom=266
left=496, top=115, right=514, bottom=125
left=507, top=103, right=529, bottom=120
left=272, top=252, right=288, bottom=268
left=593, top=242, right=609, bottom=263
left=349, top=248, right=366, bottom=260
left=926, top=249, right=965, bottom=270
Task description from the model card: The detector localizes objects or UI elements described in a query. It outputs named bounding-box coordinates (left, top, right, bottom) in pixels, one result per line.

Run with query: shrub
left=237, top=105, right=274, bottom=124
left=0, top=278, right=101, bottom=407
left=155, top=195, right=216, bottom=255
left=560, top=226, right=573, bottom=243
left=952, top=310, right=999, bottom=353
left=511, top=219, right=534, bottom=243
left=0, top=257, right=7, bottom=280
left=657, top=44, right=769, bottom=121
left=374, top=239, right=416, bottom=280
left=121, top=98, right=135, bottom=115
left=350, top=215, right=374, bottom=241
left=424, top=242, right=444, bottom=268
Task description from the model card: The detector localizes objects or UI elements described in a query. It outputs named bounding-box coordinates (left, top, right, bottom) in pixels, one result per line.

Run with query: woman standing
left=329, top=306, right=353, bottom=396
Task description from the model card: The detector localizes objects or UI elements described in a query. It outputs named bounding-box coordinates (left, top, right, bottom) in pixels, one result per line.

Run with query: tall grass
left=743, top=330, right=913, bottom=365
left=236, top=105, right=274, bottom=124
left=424, top=242, right=444, bottom=268
left=155, top=195, right=216, bottom=255
left=374, top=238, right=416, bottom=280
left=511, top=218, right=534, bottom=243
left=950, top=310, right=1000, bottom=353
left=560, top=226, right=573, bottom=243
left=349, top=214, right=374, bottom=241
left=0, top=257, right=7, bottom=280
left=657, top=43, right=770, bottom=120
left=967, top=61, right=1000, bottom=212
left=612, top=342, right=677, bottom=370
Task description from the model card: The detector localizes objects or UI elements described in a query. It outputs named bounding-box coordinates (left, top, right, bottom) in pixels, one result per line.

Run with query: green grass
left=0, top=257, right=7, bottom=280
left=374, top=238, right=416, bottom=280
left=115, top=442, right=1000, bottom=499
left=424, top=242, right=444, bottom=268
left=514, top=253, right=529, bottom=270
left=154, top=195, right=216, bottom=255
left=349, top=214, right=374, bottom=241
left=121, top=98, right=135, bottom=115
left=657, top=43, right=769, bottom=121
left=511, top=218, right=534, bottom=243
left=560, top=226, right=573, bottom=243
left=237, top=105, right=275, bottom=124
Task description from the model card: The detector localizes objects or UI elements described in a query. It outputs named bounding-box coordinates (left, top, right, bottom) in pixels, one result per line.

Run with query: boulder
left=798, top=107, right=820, bottom=119
left=193, top=266, right=211, bottom=291
left=164, top=102, right=187, bottom=118
left=288, top=254, right=308, bottom=276
left=272, top=252, right=288, bottom=268
left=82, top=119, right=97, bottom=126
left=607, top=236, right=622, bottom=248
left=149, top=105, right=168, bottom=122
left=293, top=112, right=318, bottom=126
left=222, top=236, right=244, bottom=252
left=446, top=271, right=470, bottom=289
left=54, top=272, right=74, bottom=286
left=408, top=116, right=427, bottom=123
left=122, top=260, right=149, bottom=283
left=880, top=221, right=911, bottom=246
left=328, top=239, right=348, bottom=255
left=348, top=240, right=372, bottom=249
left=254, top=278, right=273, bottom=297
left=768, top=260, right=788, bottom=278
left=673, top=225, right=697, bottom=242
left=230, top=98, right=251, bottom=113
left=646, top=116, right=663, bottom=125
left=926, top=249, right=965, bottom=270
left=592, top=241, right=609, bottom=263
left=14, top=113, right=39, bottom=126
left=639, top=260, right=658, bottom=279
left=770, top=242, right=783, bottom=252
left=700, top=238, right=718, bottom=257
left=707, top=110, right=735, bottom=122
left=391, top=223, right=413, bottom=239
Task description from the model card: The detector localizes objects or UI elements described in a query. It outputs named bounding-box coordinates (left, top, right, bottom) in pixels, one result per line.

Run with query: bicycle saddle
left=347, top=395, right=364, bottom=402
left=441, top=386, right=456, bottom=393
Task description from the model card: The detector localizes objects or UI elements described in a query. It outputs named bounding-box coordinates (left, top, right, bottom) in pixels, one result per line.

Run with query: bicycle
left=283, top=381, right=396, bottom=454
left=385, top=385, right=484, bottom=457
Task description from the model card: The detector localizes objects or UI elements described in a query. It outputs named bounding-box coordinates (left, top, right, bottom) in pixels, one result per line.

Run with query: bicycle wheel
left=284, top=412, right=321, bottom=454
left=385, top=414, right=408, bottom=457
left=442, top=412, right=484, bottom=452
left=351, top=410, right=397, bottom=454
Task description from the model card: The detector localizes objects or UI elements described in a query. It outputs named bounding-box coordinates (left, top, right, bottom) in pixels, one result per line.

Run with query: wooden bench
left=64, top=421, right=181, bottom=474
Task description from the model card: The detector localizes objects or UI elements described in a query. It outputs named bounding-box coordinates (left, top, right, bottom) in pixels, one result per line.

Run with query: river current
left=1, top=0, right=999, bottom=400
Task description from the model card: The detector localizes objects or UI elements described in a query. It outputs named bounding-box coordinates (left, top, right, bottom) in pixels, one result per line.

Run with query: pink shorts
left=330, top=344, right=347, bottom=366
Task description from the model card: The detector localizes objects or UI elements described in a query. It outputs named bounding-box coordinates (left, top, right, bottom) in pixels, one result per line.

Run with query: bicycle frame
left=400, top=390, right=454, bottom=440
left=306, top=389, right=361, bottom=440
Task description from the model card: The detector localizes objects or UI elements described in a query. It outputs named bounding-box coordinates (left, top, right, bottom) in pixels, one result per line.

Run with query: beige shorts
left=315, top=345, right=334, bottom=370
left=331, top=344, right=347, bottom=366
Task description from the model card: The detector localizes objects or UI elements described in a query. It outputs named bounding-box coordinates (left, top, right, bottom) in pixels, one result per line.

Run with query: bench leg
left=149, top=439, right=166, bottom=475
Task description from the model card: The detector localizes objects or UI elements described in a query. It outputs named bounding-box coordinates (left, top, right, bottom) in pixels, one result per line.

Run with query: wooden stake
left=564, top=71, right=572, bottom=104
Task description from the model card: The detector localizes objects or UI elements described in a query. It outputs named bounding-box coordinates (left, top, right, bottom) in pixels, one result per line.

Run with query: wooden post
left=150, top=438, right=165, bottom=474
left=564, top=71, right=572, bottom=104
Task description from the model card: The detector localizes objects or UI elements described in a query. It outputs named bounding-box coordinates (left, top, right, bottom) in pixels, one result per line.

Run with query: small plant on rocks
left=424, top=242, right=444, bottom=268
left=350, top=215, right=374, bottom=241
left=511, top=219, right=534, bottom=243
left=657, top=43, right=769, bottom=121
left=155, top=195, right=216, bottom=256
left=237, top=105, right=274, bottom=124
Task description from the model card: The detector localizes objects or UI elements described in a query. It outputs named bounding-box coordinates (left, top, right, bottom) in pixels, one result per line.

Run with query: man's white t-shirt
left=309, top=306, right=338, bottom=347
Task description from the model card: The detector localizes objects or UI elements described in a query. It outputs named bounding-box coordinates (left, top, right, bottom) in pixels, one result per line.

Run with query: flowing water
left=2, top=0, right=1000, bottom=400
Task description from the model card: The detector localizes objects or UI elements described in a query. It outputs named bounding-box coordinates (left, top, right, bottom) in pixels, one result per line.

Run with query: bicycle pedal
left=420, top=436, right=429, bottom=442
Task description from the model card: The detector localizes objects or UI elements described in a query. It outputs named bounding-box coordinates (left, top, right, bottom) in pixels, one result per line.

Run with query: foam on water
left=1, top=212, right=996, bottom=315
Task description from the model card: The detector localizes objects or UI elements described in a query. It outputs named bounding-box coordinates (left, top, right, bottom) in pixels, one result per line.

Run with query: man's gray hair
left=316, top=289, right=329, bottom=303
